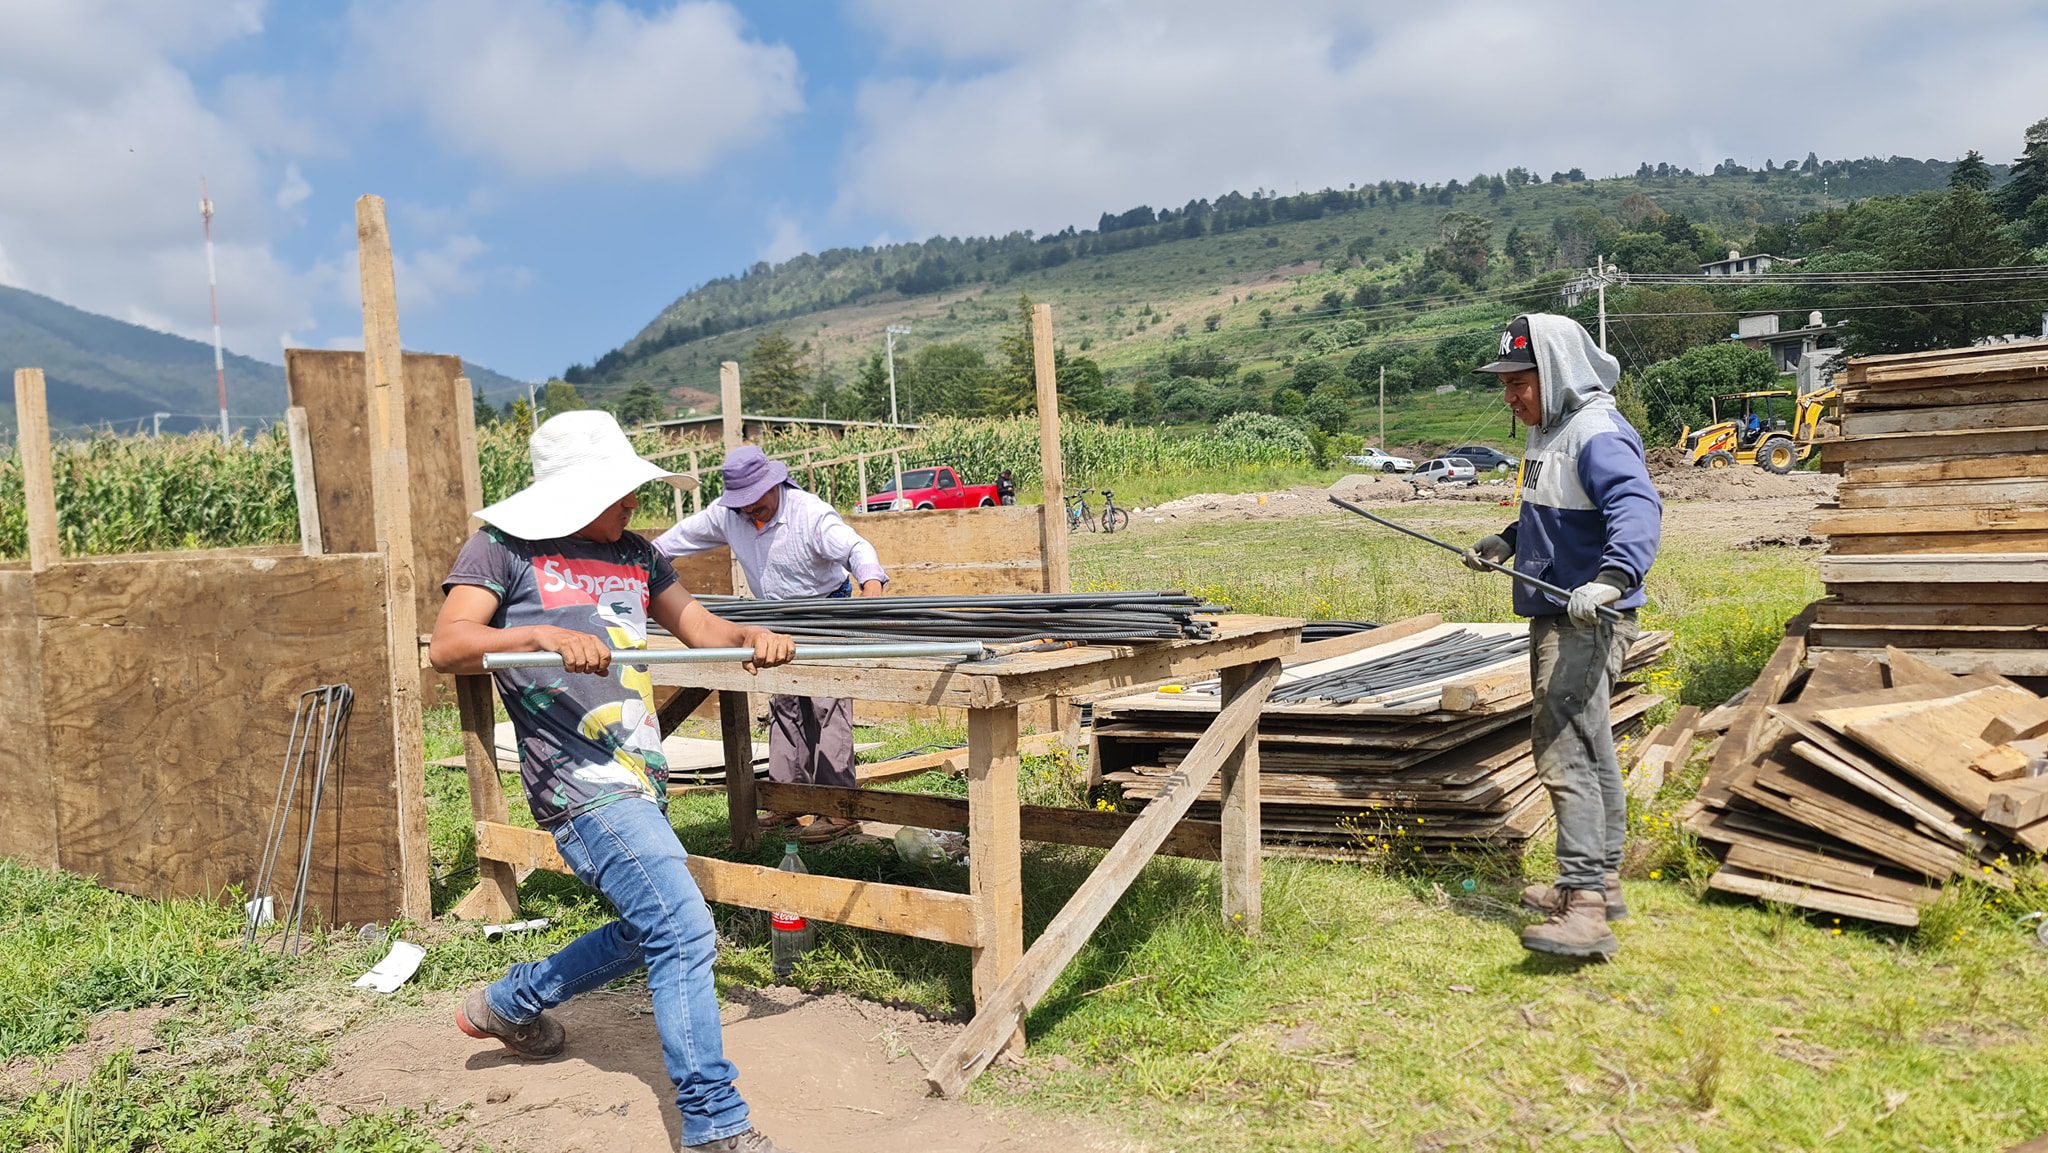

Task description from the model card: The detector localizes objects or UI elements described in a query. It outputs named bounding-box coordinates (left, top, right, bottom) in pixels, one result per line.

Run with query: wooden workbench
left=457, top=614, right=1298, bottom=1096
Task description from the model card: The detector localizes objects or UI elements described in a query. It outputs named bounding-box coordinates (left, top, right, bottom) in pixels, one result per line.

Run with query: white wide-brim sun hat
left=474, top=410, right=696, bottom=541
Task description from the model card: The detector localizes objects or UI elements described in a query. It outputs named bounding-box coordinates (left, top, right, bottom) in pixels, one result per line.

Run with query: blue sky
left=3, top=0, right=2046, bottom=391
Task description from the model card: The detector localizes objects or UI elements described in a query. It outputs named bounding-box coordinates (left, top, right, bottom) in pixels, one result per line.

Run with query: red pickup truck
left=863, top=465, right=1003, bottom=512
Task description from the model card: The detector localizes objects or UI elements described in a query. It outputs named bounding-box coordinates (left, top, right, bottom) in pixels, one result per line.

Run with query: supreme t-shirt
left=443, top=526, right=679, bottom=827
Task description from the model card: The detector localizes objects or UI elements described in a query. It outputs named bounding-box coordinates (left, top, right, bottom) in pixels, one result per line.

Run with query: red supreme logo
left=532, top=555, right=650, bottom=611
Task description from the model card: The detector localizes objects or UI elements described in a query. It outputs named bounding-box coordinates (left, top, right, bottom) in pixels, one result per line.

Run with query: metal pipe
left=483, top=640, right=987, bottom=671
left=1325, top=496, right=1623, bottom=622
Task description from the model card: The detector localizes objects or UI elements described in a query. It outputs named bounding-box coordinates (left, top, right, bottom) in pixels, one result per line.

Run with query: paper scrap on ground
left=353, top=940, right=426, bottom=994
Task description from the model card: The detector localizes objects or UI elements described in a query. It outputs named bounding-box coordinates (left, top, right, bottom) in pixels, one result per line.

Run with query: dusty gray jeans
left=1530, top=611, right=1639, bottom=892
left=768, top=694, right=856, bottom=788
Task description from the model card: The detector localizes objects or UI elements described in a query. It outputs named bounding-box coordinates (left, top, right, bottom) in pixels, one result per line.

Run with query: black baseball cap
left=1475, top=316, right=1535, bottom=374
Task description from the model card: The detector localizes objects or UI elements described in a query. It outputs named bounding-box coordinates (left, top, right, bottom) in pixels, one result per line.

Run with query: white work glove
left=1567, top=581, right=1623, bottom=625
left=1462, top=534, right=1512, bottom=572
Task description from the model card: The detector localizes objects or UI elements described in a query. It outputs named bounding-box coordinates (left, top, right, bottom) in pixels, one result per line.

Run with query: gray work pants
left=1530, top=611, right=1639, bottom=891
left=768, top=694, right=855, bottom=789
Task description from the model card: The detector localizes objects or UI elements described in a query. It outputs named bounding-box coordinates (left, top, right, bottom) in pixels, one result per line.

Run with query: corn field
left=0, top=413, right=1312, bottom=559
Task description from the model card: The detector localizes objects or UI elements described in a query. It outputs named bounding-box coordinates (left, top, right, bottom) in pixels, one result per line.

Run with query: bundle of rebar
left=1271, top=629, right=1526, bottom=703
left=245, top=683, right=353, bottom=955
left=683, top=591, right=1223, bottom=644
left=1301, top=620, right=1378, bottom=644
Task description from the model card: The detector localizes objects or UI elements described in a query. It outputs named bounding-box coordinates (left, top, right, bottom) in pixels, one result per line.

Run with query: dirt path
left=300, top=985, right=1129, bottom=1153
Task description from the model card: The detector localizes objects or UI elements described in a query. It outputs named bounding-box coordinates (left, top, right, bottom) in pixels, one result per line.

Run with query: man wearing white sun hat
left=429, top=410, right=802, bottom=1153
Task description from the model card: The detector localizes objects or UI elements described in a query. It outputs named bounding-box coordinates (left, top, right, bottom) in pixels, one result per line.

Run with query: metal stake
left=1326, top=496, right=1623, bottom=622
left=483, top=640, right=988, bottom=671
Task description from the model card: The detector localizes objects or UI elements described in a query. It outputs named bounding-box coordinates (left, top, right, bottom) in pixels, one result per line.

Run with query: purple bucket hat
left=718, top=445, right=790, bottom=509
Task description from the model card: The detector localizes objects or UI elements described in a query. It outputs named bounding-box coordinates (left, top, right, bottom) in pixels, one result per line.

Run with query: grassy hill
left=574, top=157, right=1961, bottom=405
left=0, top=285, right=535, bottom=437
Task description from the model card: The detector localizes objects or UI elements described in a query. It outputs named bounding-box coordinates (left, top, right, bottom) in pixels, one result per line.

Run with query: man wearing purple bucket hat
left=654, top=445, right=889, bottom=844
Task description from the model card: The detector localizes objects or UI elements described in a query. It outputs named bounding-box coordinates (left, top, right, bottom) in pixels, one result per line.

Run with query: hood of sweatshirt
left=1524, top=313, right=1621, bottom=432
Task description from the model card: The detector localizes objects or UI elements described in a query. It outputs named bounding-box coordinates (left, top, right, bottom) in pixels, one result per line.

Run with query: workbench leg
left=721, top=691, right=759, bottom=855
left=1218, top=664, right=1263, bottom=933
left=452, top=674, right=519, bottom=922
left=968, top=705, right=1025, bottom=1055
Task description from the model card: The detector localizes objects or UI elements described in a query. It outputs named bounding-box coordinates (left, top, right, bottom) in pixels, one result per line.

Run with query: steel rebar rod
left=483, top=640, right=988, bottom=671
left=1325, top=496, right=1623, bottom=623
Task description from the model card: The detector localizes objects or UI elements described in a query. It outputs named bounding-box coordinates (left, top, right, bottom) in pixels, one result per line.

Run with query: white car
left=1343, top=447, right=1414, bottom=473
left=1411, top=456, right=1478, bottom=486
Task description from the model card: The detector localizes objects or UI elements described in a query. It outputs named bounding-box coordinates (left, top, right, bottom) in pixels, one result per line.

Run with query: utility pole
left=200, top=179, right=229, bottom=445
left=1378, top=365, right=1386, bottom=448
left=885, top=324, right=910, bottom=424
left=1596, top=254, right=1608, bottom=353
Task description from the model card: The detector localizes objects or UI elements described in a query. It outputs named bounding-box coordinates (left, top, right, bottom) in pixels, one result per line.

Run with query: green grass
left=10, top=497, right=2048, bottom=1152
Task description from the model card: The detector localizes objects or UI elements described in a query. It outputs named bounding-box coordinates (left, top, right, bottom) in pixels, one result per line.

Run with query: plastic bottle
left=769, top=842, right=815, bottom=980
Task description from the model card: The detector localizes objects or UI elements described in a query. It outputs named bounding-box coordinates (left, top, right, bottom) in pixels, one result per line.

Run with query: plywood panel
left=35, top=554, right=407, bottom=925
left=0, top=571, right=56, bottom=868
left=669, top=546, right=735, bottom=596
left=285, top=349, right=473, bottom=622
left=858, top=505, right=1047, bottom=585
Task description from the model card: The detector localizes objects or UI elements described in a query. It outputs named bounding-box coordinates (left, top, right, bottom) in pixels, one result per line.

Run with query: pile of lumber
left=1683, top=617, right=2048, bottom=927
left=1089, top=615, right=1671, bottom=857
left=1814, top=341, right=2048, bottom=675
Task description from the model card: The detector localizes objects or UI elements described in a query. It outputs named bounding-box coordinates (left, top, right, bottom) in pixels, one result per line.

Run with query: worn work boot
left=684, top=1130, right=799, bottom=1153
left=456, top=987, right=565, bottom=1059
left=1521, top=888, right=1619, bottom=960
left=756, top=810, right=798, bottom=832
left=1521, top=873, right=1627, bottom=920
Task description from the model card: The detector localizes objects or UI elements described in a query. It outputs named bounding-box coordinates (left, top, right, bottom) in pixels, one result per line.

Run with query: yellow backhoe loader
left=1677, top=380, right=1837, bottom=473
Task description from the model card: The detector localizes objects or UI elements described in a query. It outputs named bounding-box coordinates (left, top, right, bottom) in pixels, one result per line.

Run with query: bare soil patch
left=0, top=1005, right=176, bottom=1097
left=299, top=985, right=1129, bottom=1153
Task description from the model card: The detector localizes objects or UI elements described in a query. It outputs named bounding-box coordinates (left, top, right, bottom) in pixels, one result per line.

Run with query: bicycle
left=1065, top=491, right=1096, bottom=533
left=1098, top=488, right=1130, bottom=534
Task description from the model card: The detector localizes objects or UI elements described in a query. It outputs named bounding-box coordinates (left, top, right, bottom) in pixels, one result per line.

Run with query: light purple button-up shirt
left=651, top=486, right=887, bottom=600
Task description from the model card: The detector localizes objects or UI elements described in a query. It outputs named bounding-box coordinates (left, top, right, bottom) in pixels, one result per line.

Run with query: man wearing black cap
left=1468, top=314, right=1662, bottom=960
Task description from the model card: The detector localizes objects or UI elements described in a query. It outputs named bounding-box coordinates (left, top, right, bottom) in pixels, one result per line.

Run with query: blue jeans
left=1530, top=612, right=1640, bottom=892
left=485, top=798, right=749, bottom=1145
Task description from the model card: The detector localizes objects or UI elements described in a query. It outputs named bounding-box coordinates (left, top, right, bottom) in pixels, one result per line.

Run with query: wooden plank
left=285, top=406, right=324, bottom=554
left=356, top=195, right=433, bottom=923
left=1814, top=507, right=2048, bottom=536
left=1784, top=735, right=1991, bottom=854
left=1838, top=478, right=2048, bottom=510
left=1988, top=777, right=2048, bottom=829
left=1218, top=662, right=1263, bottom=932
left=721, top=691, right=757, bottom=853
left=1626, top=705, right=1699, bottom=801
left=0, top=571, right=56, bottom=867
left=855, top=730, right=1067, bottom=783
left=1832, top=582, right=2048, bottom=606
left=1987, top=699, right=2048, bottom=745
left=1842, top=379, right=2048, bottom=409
left=1840, top=398, right=2048, bottom=437
left=1824, top=531, right=2048, bottom=556
left=1700, top=614, right=1810, bottom=806
left=968, top=705, right=1024, bottom=1055
left=1031, top=304, right=1069, bottom=596
left=1823, top=427, right=2048, bottom=465
left=1707, top=865, right=1920, bottom=927
left=1813, top=627, right=2048, bottom=652
left=474, top=820, right=982, bottom=947
left=656, top=685, right=714, bottom=736
left=1806, top=647, right=2048, bottom=677
left=453, top=375, right=483, bottom=518
left=754, top=781, right=1223, bottom=859
left=13, top=369, right=59, bottom=571
left=1723, top=842, right=1937, bottom=907
left=1838, top=454, right=2048, bottom=486
left=37, top=554, right=406, bottom=925
left=1821, top=554, right=2048, bottom=583
left=450, top=674, right=518, bottom=922
left=1819, top=686, right=2038, bottom=814
left=927, top=657, right=1282, bottom=1098
left=1816, top=602, right=2048, bottom=628
left=1439, top=663, right=1530, bottom=713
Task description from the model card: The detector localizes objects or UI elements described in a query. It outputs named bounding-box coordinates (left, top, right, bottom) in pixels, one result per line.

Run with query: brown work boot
left=1521, top=873, right=1627, bottom=920
left=456, top=987, right=565, bottom=1059
left=684, top=1130, right=798, bottom=1153
left=793, top=815, right=859, bottom=845
left=756, top=810, right=798, bottom=832
left=1521, top=888, right=1619, bottom=960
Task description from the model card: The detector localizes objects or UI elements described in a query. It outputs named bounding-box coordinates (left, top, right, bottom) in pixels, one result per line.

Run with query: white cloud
left=759, top=213, right=813, bottom=265
left=345, top=0, right=804, bottom=178
left=275, top=164, right=312, bottom=214
left=0, top=1, right=332, bottom=360
left=837, top=0, right=2048, bottom=238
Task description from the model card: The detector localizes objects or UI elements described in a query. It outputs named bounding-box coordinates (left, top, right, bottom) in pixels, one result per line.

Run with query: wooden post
left=857, top=453, right=869, bottom=513
left=1031, top=304, right=1068, bottom=594
left=355, top=194, right=435, bottom=923
left=285, top=406, right=323, bottom=555
left=968, top=706, right=1025, bottom=1055
left=453, top=376, right=484, bottom=521
left=1218, top=662, right=1263, bottom=932
left=451, top=675, right=519, bottom=922
left=688, top=447, right=702, bottom=512
left=721, top=690, right=758, bottom=854
left=721, top=362, right=743, bottom=449
left=13, top=369, right=60, bottom=571
left=891, top=449, right=905, bottom=501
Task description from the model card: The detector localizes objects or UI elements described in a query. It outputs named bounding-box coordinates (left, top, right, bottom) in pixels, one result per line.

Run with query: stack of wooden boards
left=1814, top=341, right=2048, bottom=675
left=1683, top=618, right=2048, bottom=927
left=1089, top=615, right=1671, bottom=857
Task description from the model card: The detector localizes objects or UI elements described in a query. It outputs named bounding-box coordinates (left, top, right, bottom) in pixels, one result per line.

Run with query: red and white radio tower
left=200, top=178, right=229, bottom=445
